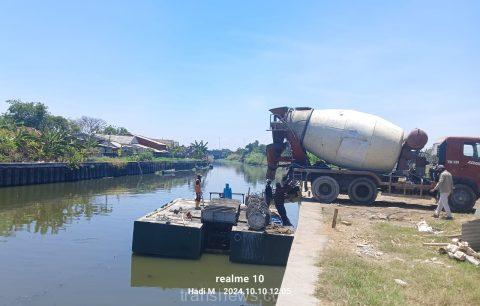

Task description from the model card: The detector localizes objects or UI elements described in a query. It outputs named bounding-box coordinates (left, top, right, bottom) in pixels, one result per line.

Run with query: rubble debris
left=356, top=243, right=384, bottom=258
left=394, top=279, right=408, bottom=287
left=341, top=220, right=352, bottom=226
left=432, top=238, right=480, bottom=267
left=465, top=255, right=480, bottom=266
left=416, top=220, right=433, bottom=233
left=265, top=223, right=294, bottom=235
left=452, top=251, right=466, bottom=261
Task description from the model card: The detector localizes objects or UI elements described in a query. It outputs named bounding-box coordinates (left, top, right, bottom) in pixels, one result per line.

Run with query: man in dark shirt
left=265, top=179, right=273, bottom=205
left=274, top=183, right=292, bottom=226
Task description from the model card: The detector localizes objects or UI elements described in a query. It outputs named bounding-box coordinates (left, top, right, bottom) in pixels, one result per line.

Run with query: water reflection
left=214, top=161, right=285, bottom=190
left=0, top=163, right=278, bottom=237
left=0, top=170, right=205, bottom=237
left=131, top=254, right=285, bottom=306
left=0, top=164, right=294, bottom=306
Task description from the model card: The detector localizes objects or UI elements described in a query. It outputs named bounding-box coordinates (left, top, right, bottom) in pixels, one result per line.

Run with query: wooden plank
left=423, top=242, right=449, bottom=246
left=331, top=208, right=339, bottom=228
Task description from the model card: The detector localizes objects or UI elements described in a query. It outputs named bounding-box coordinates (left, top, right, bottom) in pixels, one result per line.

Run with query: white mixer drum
left=288, top=109, right=404, bottom=172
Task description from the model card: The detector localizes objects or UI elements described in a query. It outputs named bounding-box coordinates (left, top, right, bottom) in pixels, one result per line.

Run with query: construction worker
left=274, top=183, right=292, bottom=226
left=194, top=175, right=202, bottom=210
left=265, top=179, right=273, bottom=205
left=430, top=165, right=454, bottom=220
left=223, top=183, right=232, bottom=199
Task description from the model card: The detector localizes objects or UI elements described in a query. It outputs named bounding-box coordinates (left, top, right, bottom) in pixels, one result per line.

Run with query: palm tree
left=170, top=145, right=187, bottom=158
left=189, top=140, right=208, bottom=159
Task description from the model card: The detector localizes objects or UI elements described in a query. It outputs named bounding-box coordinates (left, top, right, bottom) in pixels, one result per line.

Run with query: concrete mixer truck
left=266, top=107, right=479, bottom=213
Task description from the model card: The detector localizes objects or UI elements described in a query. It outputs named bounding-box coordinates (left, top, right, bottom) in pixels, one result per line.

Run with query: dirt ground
left=313, top=194, right=480, bottom=305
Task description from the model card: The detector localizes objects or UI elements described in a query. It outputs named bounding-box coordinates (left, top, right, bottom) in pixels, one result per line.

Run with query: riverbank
left=0, top=160, right=207, bottom=187
left=220, top=152, right=267, bottom=166
left=276, top=193, right=479, bottom=305
left=315, top=196, right=480, bottom=305
left=215, top=158, right=267, bottom=167
left=93, top=156, right=202, bottom=163
left=276, top=201, right=328, bottom=306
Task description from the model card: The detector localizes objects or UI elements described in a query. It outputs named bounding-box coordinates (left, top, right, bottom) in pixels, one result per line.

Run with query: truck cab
left=436, top=137, right=480, bottom=212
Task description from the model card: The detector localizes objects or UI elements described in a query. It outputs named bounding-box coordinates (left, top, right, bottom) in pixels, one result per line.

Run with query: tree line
left=0, top=99, right=211, bottom=165
left=212, top=140, right=268, bottom=166
left=212, top=140, right=321, bottom=166
left=0, top=99, right=130, bottom=165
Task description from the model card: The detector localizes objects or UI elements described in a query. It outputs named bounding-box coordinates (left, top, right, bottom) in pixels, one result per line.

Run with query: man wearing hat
left=430, top=165, right=454, bottom=220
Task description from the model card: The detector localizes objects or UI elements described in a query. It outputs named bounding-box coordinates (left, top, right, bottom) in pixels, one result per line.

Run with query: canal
left=0, top=162, right=299, bottom=306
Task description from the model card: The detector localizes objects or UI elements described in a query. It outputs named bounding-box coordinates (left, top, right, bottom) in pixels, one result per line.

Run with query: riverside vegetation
left=0, top=99, right=133, bottom=165
left=0, top=100, right=207, bottom=167
left=221, top=140, right=323, bottom=167
left=224, top=141, right=268, bottom=166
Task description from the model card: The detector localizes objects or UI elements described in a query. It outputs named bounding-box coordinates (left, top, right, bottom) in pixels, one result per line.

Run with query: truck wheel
left=449, top=184, right=476, bottom=213
left=348, top=177, right=378, bottom=205
left=312, top=176, right=340, bottom=203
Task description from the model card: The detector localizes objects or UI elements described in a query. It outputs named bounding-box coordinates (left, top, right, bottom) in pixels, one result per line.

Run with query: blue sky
left=1, top=0, right=479, bottom=149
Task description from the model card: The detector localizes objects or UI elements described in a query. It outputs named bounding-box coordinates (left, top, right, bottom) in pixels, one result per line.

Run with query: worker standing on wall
left=223, top=183, right=232, bottom=199
left=194, top=175, right=202, bottom=210
left=431, top=165, right=454, bottom=220
left=274, top=183, right=293, bottom=226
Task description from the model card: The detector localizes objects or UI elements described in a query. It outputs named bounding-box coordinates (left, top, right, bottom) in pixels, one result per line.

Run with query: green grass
left=317, top=250, right=405, bottom=305
left=316, top=221, right=480, bottom=305
left=373, top=222, right=432, bottom=258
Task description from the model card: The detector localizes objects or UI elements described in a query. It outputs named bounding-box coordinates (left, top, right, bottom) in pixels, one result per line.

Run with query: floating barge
left=132, top=198, right=294, bottom=266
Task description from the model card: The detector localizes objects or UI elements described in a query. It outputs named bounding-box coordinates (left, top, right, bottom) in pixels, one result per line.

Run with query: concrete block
left=229, top=226, right=293, bottom=266
left=132, top=220, right=203, bottom=259
left=201, top=198, right=240, bottom=225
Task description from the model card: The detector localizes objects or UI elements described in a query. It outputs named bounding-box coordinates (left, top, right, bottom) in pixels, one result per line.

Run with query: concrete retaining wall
left=0, top=161, right=206, bottom=187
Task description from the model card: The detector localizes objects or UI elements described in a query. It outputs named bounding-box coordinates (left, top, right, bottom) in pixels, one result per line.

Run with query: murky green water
left=0, top=162, right=298, bottom=306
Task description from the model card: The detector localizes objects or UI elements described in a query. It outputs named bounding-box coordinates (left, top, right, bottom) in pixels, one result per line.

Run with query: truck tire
left=348, top=177, right=378, bottom=205
left=449, top=184, right=476, bottom=213
left=312, top=176, right=340, bottom=203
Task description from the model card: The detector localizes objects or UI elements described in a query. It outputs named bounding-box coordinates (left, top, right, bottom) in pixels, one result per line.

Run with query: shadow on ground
left=301, top=197, right=438, bottom=211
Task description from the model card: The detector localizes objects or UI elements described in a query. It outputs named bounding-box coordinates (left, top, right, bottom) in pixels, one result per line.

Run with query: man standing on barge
left=194, top=175, right=202, bottom=210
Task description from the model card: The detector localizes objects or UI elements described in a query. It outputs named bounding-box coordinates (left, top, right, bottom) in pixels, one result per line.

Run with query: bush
left=0, top=128, right=17, bottom=162
left=226, top=153, right=242, bottom=161
left=244, top=152, right=267, bottom=166
left=65, top=148, right=85, bottom=169
left=130, top=150, right=154, bottom=162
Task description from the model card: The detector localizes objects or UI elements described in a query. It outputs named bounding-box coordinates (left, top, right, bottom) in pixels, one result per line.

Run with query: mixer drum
left=286, top=109, right=405, bottom=173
